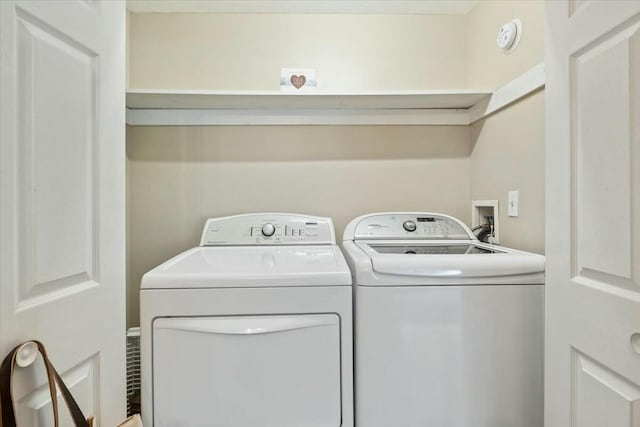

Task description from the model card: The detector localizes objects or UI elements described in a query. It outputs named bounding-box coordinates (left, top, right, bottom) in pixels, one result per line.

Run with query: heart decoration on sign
left=290, top=74, right=306, bottom=89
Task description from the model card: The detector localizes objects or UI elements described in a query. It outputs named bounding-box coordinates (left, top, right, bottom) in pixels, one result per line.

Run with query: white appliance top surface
left=142, top=245, right=352, bottom=289
left=343, top=213, right=545, bottom=282
left=144, top=214, right=349, bottom=289
left=356, top=241, right=545, bottom=278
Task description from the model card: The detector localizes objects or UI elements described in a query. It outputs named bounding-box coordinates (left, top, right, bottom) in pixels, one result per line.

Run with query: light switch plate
left=508, top=191, right=519, bottom=217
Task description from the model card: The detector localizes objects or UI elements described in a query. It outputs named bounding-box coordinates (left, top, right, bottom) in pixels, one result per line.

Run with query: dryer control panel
left=200, top=213, right=336, bottom=246
left=345, top=212, right=474, bottom=241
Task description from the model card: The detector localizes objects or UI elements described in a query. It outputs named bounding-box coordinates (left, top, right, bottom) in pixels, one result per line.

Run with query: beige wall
left=466, top=0, right=544, bottom=89
left=128, top=13, right=467, bottom=90
left=466, top=0, right=545, bottom=254
left=127, top=126, right=471, bottom=325
left=470, top=91, right=545, bottom=253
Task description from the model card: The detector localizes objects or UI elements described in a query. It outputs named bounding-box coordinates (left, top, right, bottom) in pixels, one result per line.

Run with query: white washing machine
left=342, top=212, right=545, bottom=427
left=140, top=213, right=353, bottom=427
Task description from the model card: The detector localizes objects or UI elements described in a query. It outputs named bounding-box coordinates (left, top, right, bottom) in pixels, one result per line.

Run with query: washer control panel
left=200, top=213, right=336, bottom=246
left=351, top=213, right=473, bottom=240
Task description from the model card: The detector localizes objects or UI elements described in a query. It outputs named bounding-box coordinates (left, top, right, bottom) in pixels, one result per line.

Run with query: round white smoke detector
left=497, top=19, right=522, bottom=54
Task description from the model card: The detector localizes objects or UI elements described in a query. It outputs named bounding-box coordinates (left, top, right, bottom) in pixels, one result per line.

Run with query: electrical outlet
left=508, top=191, right=519, bottom=217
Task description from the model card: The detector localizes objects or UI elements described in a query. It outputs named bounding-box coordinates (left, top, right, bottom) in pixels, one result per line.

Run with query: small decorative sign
left=280, top=68, right=317, bottom=92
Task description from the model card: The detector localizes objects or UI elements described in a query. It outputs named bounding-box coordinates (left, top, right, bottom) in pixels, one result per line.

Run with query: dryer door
left=152, top=314, right=341, bottom=427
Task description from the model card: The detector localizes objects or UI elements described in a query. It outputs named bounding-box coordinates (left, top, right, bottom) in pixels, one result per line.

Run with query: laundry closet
left=125, top=1, right=545, bottom=329
left=3, top=1, right=640, bottom=425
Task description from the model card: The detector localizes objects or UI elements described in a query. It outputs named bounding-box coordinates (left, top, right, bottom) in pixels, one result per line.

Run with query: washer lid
left=141, top=245, right=352, bottom=289
left=357, top=242, right=545, bottom=278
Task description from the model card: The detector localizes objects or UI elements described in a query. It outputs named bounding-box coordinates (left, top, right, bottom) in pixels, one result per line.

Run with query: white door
left=545, top=1, right=640, bottom=426
left=0, top=1, right=126, bottom=425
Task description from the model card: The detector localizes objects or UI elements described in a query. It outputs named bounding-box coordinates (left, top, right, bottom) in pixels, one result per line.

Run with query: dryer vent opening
left=126, top=327, right=141, bottom=417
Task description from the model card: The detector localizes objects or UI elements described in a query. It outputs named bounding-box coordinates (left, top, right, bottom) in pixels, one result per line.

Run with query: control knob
left=403, top=220, right=417, bottom=232
left=261, top=223, right=276, bottom=237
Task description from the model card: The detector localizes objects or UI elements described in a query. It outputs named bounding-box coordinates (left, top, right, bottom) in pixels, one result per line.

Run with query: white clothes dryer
left=342, top=212, right=545, bottom=427
left=141, top=213, right=353, bottom=427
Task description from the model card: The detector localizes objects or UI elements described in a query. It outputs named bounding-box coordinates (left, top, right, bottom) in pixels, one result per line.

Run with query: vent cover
left=126, top=327, right=141, bottom=416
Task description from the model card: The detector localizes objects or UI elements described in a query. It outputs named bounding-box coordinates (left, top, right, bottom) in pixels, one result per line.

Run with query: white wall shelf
left=125, top=89, right=492, bottom=126
left=126, top=89, right=492, bottom=110
left=125, top=64, right=544, bottom=126
left=467, top=62, right=545, bottom=124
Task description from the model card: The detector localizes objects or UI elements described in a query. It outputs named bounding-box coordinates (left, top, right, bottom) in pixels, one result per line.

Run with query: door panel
left=545, top=1, right=640, bottom=426
left=572, top=350, right=640, bottom=427
left=16, top=7, right=98, bottom=306
left=0, top=1, right=126, bottom=425
left=15, top=356, right=98, bottom=425
left=573, top=22, right=639, bottom=285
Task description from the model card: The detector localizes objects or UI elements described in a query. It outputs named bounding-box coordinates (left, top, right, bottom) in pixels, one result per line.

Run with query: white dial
left=403, top=220, right=417, bottom=232
left=261, top=223, right=276, bottom=237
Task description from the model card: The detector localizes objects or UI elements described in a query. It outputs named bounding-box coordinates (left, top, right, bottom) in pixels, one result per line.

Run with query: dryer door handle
left=154, top=315, right=338, bottom=335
